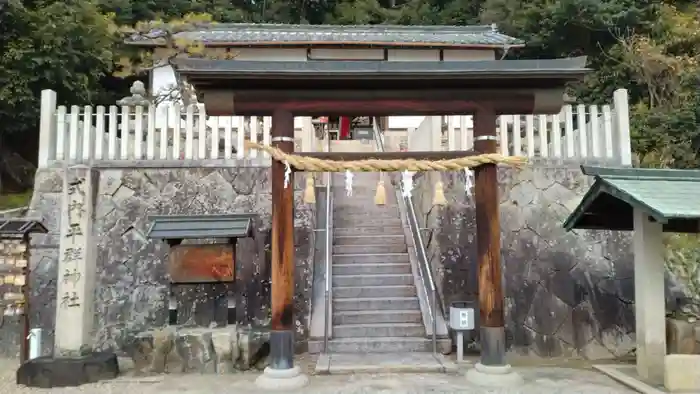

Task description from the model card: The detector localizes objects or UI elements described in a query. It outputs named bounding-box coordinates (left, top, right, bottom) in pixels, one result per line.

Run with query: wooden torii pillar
left=269, top=109, right=297, bottom=373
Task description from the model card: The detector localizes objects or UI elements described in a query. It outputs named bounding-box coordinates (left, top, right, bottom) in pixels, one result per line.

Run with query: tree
left=0, top=0, right=116, bottom=189
left=114, top=13, right=240, bottom=106
left=612, top=4, right=700, bottom=168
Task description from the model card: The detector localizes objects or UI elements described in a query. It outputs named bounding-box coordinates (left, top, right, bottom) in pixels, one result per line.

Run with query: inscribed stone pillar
left=633, top=208, right=666, bottom=384
left=54, top=166, right=98, bottom=355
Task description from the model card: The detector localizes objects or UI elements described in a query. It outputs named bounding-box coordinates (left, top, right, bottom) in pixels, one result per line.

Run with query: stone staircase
left=325, top=173, right=433, bottom=352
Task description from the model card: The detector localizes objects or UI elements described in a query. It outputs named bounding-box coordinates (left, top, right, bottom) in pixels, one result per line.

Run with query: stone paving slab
left=3, top=357, right=635, bottom=394
left=594, top=364, right=666, bottom=393
left=316, top=352, right=458, bottom=374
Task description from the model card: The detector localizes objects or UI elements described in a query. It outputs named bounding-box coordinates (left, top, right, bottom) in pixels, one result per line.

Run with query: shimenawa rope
left=244, top=141, right=526, bottom=172
left=243, top=140, right=526, bottom=206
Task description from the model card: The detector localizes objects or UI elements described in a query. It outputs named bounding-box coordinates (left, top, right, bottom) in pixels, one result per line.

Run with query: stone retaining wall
left=0, top=167, right=315, bottom=359
left=411, top=161, right=656, bottom=359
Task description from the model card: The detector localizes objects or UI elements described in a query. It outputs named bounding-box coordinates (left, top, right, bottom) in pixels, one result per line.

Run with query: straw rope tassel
left=432, top=178, right=447, bottom=206
left=303, top=173, right=316, bottom=204
left=374, top=173, right=386, bottom=206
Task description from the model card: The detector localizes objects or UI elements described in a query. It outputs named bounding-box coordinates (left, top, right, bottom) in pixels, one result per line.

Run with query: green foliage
left=3, top=0, right=700, bottom=187
left=0, top=0, right=117, bottom=136
left=665, top=233, right=700, bottom=321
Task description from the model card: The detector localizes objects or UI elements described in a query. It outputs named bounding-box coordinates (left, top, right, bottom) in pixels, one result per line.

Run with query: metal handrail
left=371, top=120, right=439, bottom=355
left=323, top=141, right=333, bottom=353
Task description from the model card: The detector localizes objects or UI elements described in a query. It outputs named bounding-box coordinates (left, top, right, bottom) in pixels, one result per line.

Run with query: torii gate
left=179, top=57, right=588, bottom=388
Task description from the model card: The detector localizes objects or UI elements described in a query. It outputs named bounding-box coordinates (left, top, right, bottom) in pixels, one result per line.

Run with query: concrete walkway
left=315, top=353, right=458, bottom=374
left=2, top=357, right=635, bottom=394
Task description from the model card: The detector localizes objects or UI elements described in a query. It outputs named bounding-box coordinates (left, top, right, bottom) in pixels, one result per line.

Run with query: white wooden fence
left=37, top=88, right=632, bottom=167
left=440, top=88, right=632, bottom=164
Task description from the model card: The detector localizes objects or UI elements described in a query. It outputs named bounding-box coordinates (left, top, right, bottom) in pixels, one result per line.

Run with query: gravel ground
left=0, top=357, right=634, bottom=394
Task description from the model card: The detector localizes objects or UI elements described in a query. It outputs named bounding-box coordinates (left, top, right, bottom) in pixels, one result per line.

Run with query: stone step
left=334, top=226, right=404, bottom=236
left=333, top=310, right=423, bottom=325
left=333, top=244, right=407, bottom=255
left=334, top=209, right=400, bottom=219
left=334, top=285, right=416, bottom=298
left=333, top=323, right=425, bottom=338
left=333, top=235, right=405, bottom=246
left=333, top=263, right=411, bottom=275
left=332, top=274, right=413, bottom=287
left=333, top=297, right=420, bottom=311
left=334, top=218, right=403, bottom=227
left=334, top=205, right=400, bottom=212
left=333, top=197, right=400, bottom=205
left=333, top=253, right=409, bottom=265
left=325, top=337, right=432, bottom=353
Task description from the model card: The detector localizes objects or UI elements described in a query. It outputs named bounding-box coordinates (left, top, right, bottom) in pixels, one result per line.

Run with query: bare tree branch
left=114, top=13, right=239, bottom=107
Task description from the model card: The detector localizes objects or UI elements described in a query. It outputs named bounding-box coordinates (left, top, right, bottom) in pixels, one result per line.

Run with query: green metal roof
left=563, top=166, right=700, bottom=233
left=146, top=214, right=255, bottom=240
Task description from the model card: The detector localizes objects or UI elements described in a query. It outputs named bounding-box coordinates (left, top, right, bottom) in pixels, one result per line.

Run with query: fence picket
left=263, top=116, right=272, bottom=158
left=538, top=115, right=548, bottom=158
left=172, top=103, right=181, bottom=160
left=158, top=106, right=168, bottom=160
left=210, top=116, right=220, bottom=159
left=576, top=104, right=588, bottom=158
left=134, top=106, right=144, bottom=159
left=552, top=112, right=562, bottom=158
left=107, top=106, right=118, bottom=160
left=224, top=117, right=233, bottom=160
left=250, top=116, right=259, bottom=158
left=602, top=105, right=614, bottom=159
left=512, top=115, right=522, bottom=156
left=95, top=106, right=105, bottom=160
left=236, top=116, right=245, bottom=160
left=146, top=106, right=156, bottom=160
left=120, top=106, right=130, bottom=160
left=56, top=106, right=67, bottom=160
left=564, top=105, right=575, bottom=158
left=197, top=104, right=206, bottom=159
left=184, top=105, right=194, bottom=160
left=68, top=105, right=80, bottom=160
left=525, top=115, right=535, bottom=157
left=81, top=106, right=93, bottom=161
left=590, top=105, right=600, bottom=158
left=447, top=116, right=457, bottom=151
left=498, top=116, right=509, bottom=156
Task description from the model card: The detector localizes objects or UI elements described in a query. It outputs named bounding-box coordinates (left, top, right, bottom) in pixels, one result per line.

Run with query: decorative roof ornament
left=116, top=81, right=150, bottom=107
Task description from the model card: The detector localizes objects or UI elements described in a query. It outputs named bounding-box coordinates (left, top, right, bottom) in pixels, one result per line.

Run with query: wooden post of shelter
left=269, top=109, right=297, bottom=371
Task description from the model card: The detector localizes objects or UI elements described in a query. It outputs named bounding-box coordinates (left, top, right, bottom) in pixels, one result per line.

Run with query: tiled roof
left=563, top=166, right=700, bottom=232
left=129, top=23, right=523, bottom=48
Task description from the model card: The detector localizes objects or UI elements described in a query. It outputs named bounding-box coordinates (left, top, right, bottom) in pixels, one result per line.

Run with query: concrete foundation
left=465, top=362, right=523, bottom=387
left=254, top=366, right=309, bottom=391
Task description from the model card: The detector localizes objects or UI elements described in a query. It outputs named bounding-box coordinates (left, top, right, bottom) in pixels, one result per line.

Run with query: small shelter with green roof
left=564, top=165, right=700, bottom=391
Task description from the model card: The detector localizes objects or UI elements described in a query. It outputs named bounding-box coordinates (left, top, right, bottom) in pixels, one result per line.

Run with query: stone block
left=693, top=324, right=700, bottom=348
left=211, top=328, right=239, bottom=374
left=16, top=352, right=119, bottom=388
left=125, top=328, right=174, bottom=374
left=665, top=354, right=700, bottom=392
left=667, top=318, right=697, bottom=354
left=169, top=329, right=217, bottom=373
left=236, top=327, right=270, bottom=371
